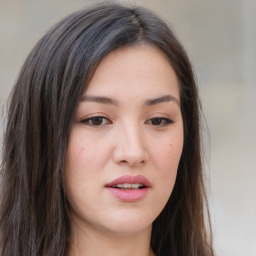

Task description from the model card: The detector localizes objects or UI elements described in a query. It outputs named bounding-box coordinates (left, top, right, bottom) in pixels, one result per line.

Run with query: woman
left=0, top=2, right=214, bottom=256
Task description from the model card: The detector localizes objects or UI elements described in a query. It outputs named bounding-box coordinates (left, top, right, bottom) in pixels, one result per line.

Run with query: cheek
left=66, top=129, right=104, bottom=171
left=64, top=130, right=105, bottom=212
left=154, top=133, right=183, bottom=171
left=163, top=141, right=183, bottom=166
left=64, top=128, right=113, bottom=201
left=151, top=131, right=183, bottom=191
left=64, top=131, right=105, bottom=201
left=148, top=134, right=183, bottom=217
left=158, top=144, right=180, bottom=184
left=70, top=141, right=95, bottom=163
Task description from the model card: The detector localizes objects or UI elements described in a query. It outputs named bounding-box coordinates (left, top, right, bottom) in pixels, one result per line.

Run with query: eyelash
left=145, top=117, right=174, bottom=126
left=80, top=116, right=174, bottom=127
left=80, top=116, right=112, bottom=126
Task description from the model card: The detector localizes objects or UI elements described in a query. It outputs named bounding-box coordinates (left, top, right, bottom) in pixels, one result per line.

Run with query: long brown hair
left=0, top=2, right=214, bottom=256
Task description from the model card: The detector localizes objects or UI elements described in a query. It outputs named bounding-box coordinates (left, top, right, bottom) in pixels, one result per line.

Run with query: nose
left=112, top=123, right=149, bottom=167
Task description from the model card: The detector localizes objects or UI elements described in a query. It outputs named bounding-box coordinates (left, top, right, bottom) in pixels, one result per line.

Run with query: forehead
left=85, top=44, right=180, bottom=101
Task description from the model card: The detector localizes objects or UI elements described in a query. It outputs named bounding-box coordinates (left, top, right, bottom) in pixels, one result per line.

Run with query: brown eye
left=146, top=117, right=174, bottom=126
left=80, top=116, right=111, bottom=126
left=151, top=118, right=162, bottom=125
left=90, top=117, right=103, bottom=125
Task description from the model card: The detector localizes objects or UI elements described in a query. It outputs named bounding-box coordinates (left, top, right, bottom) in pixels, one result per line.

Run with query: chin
left=102, top=223, right=152, bottom=237
left=99, top=210, right=154, bottom=236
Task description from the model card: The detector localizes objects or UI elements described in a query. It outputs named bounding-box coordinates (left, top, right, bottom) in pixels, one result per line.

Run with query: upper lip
left=105, top=175, right=151, bottom=187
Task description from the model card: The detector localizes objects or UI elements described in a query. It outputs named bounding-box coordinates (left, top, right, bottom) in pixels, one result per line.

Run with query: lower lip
left=106, top=187, right=150, bottom=202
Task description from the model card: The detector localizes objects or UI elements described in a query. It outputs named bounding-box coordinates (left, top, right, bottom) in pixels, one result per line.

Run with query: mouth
left=105, top=175, right=151, bottom=189
left=105, top=175, right=151, bottom=202
left=111, top=183, right=146, bottom=190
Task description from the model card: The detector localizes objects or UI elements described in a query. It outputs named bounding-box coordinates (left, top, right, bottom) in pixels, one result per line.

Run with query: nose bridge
left=112, top=119, right=149, bottom=166
left=123, top=121, right=143, bottom=151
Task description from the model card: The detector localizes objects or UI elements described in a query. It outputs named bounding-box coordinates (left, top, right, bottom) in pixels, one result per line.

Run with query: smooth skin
left=65, top=45, right=184, bottom=256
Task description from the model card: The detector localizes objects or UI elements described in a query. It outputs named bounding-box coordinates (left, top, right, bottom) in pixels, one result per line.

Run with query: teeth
left=114, top=183, right=143, bottom=189
left=131, top=183, right=141, bottom=189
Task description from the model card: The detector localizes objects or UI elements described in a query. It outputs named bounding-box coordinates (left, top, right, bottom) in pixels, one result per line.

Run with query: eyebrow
left=80, top=94, right=179, bottom=106
left=143, top=95, right=180, bottom=106
left=80, top=95, right=118, bottom=105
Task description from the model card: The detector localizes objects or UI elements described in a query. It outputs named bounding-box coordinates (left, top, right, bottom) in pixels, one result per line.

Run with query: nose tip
left=113, top=150, right=149, bottom=167
left=112, top=131, right=149, bottom=167
left=117, top=151, right=149, bottom=167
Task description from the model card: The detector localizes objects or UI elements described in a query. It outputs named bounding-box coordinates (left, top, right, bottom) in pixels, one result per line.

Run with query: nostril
left=117, top=158, right=146, bottom=167
left=112, top=139, right=149, bottom=166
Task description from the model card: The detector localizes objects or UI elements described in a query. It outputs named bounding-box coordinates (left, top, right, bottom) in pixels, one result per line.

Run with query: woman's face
left=65, top=45, right=184, bottom=237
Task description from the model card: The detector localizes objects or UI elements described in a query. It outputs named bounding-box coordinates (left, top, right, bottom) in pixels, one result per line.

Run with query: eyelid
left=79, top=112, right=110, bottom=120
left=80, top=114, right=112, bottom=126
left=145, top=116, right=174, bottom=127
left=78, top=113, right=174, bottom=127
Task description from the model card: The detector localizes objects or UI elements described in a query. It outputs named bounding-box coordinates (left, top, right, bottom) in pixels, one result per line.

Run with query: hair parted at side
left=0, top=2, right=214, bottom=256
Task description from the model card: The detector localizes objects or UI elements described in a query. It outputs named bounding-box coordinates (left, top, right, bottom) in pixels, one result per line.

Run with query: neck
left=67, top=220, right=155, bottom=256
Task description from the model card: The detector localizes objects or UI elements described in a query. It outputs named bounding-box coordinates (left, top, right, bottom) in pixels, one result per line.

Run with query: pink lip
left=106, top=175, right=151, bottom=187
left=105, top=175, right=151, bottom=202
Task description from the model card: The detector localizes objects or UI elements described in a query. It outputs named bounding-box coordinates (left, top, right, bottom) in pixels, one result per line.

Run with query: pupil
left=92, top=117, right=102, bottom=125
left=152, top=118, right=162, bottom=125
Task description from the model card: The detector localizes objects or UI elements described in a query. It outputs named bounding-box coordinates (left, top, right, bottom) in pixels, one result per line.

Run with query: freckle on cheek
left=165, top=143, right=173, bottom=155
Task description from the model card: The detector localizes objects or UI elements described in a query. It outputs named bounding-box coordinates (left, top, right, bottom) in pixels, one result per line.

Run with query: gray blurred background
left=0, top=0, right=255, bottom=255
